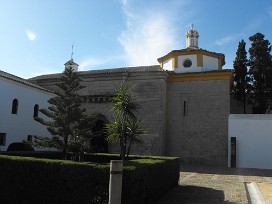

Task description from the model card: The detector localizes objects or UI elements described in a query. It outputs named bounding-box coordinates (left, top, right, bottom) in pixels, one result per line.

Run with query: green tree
left=34, top=67, right=92, bottom=159
left=248, top=33, right=272, bottom=113
left=232, top=39, right=249, bottom=113
left=105, top=82, right=147, bottom=160
left=126, top=117, right=147, bottom=157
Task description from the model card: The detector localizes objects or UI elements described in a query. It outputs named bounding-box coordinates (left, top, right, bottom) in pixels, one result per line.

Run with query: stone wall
left=31, top=71, right=168, bottom=156
left=30, top=69, right=231, bottom=165
left=166, top=79, right=230, bottom=166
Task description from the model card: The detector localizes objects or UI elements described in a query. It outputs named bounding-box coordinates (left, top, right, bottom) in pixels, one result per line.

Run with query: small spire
left=190, top=23, right=195, bottom=30
left=71, top=43, right=74, bottom=61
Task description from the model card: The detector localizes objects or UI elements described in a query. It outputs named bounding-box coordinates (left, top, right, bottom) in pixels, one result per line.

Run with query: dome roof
left=186, top=24, right=199, bottom=37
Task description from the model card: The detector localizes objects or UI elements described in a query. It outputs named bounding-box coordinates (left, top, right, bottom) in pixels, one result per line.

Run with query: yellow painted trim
left=172, top=56, right=178, bottom=69
left=197, top=54, right=203, bottom=67
left=158, top=49, right=224, bottom=64
left=167, top=71, right=233, bottom=88
left=218, top=59, right=223, bottom=70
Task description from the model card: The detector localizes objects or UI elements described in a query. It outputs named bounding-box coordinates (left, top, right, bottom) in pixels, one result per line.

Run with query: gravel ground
left=157, top=165, right=272, bottom=204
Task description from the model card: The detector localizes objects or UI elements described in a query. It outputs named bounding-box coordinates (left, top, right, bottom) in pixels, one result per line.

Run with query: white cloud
left=268, top=7, right=272, bottom=20
left=25, top=30, right=37, bottom=41
left=215, top=33, right=245, bottom=46
left=121, top=0, right=128, bottom=6
left=118, top=1, right=189, bottom=66
left=79, top=58, right=106, bottom=70
left=215, top=36, right=236, bottom=46
left=79, top=55, right=126, bottom=71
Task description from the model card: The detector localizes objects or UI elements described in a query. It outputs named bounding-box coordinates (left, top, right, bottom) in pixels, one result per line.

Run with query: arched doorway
left=91, top=114, right=109, bottom=153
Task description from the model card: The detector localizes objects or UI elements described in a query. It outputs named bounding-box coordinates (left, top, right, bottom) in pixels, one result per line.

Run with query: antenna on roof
left=71, top=43, right=74, bottom=61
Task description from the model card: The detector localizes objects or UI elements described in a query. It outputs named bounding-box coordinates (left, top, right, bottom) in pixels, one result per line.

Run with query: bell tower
left=64, top=44, right=79, bottom=72
left=186, top=24, right=199, bottom=49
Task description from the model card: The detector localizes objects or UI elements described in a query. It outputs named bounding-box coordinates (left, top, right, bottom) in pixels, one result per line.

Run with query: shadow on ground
left=157, top=185, right=235, bottom=204
left=180, top=164, right=272, bottom=177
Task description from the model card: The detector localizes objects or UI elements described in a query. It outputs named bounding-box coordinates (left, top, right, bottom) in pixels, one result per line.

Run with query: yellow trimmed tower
left=158, top=24, right=225, bottom=73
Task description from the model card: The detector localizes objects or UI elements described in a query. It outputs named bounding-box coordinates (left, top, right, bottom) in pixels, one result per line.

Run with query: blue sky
left=0, top=0, right=271, bottom=79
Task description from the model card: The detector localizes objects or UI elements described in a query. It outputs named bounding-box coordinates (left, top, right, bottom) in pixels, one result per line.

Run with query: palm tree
left=126, top=117, right=147, bottom=158
left=106, top=82, right=146, bottom=160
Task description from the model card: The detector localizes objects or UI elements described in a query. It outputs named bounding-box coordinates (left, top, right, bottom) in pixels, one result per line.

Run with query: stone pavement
left=157, top=165, right=272, bottom=204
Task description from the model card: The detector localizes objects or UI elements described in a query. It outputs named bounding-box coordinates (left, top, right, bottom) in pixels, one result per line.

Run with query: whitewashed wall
left=203, top=55, right=218, bottom=70
left=173, top=54, right=219, bottom=73
left=162, top=58, right=173, bottom=71
left=0, top=77, right=53, bottom=151
left=228, top=114, right=272, bottom=169
left=176, top=54, right=197, bottom=73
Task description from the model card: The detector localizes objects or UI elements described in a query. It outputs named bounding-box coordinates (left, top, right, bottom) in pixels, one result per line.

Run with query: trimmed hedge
left=0, top=153, right=180, bottom=204
left=0, top=151, right=121, bottom=162
left=122, top=157, right=180, bottom=204
left=0, top=155, right=110, bottom=204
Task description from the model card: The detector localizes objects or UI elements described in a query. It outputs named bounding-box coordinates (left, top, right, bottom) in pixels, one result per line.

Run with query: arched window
left=11, top=99, right=18, bottom=114
left=191, top=39, right=194, bottom=46
left=33, top=104, right=39, bottom=118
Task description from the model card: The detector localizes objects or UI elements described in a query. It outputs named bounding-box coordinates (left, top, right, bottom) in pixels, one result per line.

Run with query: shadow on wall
left=91, top=114, right=109, bottom=153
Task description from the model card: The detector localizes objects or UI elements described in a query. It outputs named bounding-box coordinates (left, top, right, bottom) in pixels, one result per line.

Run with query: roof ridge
left=0, top=70, right=53, bottom=93
left=28, top=65, right=164, bottom=80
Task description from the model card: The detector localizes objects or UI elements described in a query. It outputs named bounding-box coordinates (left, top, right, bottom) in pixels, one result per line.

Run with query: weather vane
left=71, top=43, right=74, bottom=61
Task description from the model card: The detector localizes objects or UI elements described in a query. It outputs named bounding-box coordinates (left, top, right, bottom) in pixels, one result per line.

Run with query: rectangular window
left=180, top=94, right=189, bottom=117
left=0, top=133, right=6, bottom=146
left=183, top=100, right=188, bottom=116
left=27, top=135, right=33, bottom=142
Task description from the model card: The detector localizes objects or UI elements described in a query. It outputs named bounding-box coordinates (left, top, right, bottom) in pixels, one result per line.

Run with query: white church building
left=0, top=70, right=53, bottom=151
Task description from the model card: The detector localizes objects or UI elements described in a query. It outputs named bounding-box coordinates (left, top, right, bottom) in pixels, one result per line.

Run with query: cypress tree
left=232, top=39, right=249, bottom=113
left=248, top=33, right=272, bottom=113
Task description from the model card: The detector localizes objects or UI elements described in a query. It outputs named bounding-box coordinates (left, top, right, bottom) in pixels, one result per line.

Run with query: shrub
left=0, top=154, right=180, bottom=204
left=0, top=155, right=110, bottom=204
left=122, top=157, right=180, bottom=203
left=7, top=142, right=35, bottom=151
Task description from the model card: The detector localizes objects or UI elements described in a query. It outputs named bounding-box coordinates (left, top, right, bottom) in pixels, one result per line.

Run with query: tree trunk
left=63, top=135, right=68, bottom=160
left=243, top=89, right=246, bottom=114
left=126, top=140, right=132, bottom=158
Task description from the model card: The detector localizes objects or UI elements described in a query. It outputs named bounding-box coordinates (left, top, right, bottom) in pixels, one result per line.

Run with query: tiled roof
left=157, top=48, right=224, bottom=62
left=28, top=65, right=165, bottom=80
left=171, top=48, right=224, bottom=56
left=0, top=70, right=53, bottom=93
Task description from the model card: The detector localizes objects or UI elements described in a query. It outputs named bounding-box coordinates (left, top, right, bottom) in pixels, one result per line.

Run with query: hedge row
left=0, top=154, right=180, bottom=204
left=122, top=157, right=180, bottom=203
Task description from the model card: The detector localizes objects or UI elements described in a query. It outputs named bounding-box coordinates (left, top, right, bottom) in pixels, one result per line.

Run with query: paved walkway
left=157, top=165, right=272, bottom=204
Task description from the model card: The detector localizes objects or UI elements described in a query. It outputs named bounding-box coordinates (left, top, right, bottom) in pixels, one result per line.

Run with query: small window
left=183, top=101, right=187, bottom=116
left=33, top=104, right=39, bottom=118
left=27, top=135, right=33, bottom=142
left=12, top=99, right=18, bottom=114
left=0, top=133, right=6, bottom=146
left=183, top=59, right=192, bottom=68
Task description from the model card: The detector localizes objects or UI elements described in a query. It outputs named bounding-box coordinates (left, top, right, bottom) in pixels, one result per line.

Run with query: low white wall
left=228, top=114, right=272, bottom=169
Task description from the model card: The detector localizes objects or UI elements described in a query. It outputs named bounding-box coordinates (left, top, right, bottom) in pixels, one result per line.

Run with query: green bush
left=0, top=151, right=63, bottom=159
left=122, top=157, right=180, bottom=204
left=0, top=154, right=180, bottom=204
left=7, top=142, right=35, bottom=151
left=0, top=155, right=110, bottom=204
